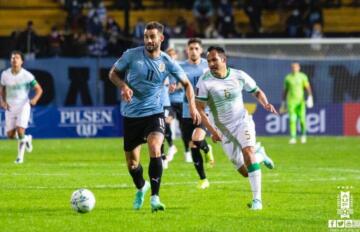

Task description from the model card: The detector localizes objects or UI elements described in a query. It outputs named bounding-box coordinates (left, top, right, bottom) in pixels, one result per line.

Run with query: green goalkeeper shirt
left=284, top=71, right=309, bottom=104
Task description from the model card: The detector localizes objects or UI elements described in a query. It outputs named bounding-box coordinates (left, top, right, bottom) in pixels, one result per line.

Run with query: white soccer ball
left=70, top=189, right=96, bottom=213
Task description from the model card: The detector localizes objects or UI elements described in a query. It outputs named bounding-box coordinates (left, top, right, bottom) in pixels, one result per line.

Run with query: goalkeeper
left=280, top=62, right=313, bottom=144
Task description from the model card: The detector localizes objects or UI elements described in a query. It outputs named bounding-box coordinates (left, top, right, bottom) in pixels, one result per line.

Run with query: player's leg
left=239, top=116, right=262, bottom=210
left=193, top=127, right=214, bottom=168
left=191, top=127, right=210, bottom=189
left=18, top=103, right=32, bottom=153
left=182, top=118, right=194, bottom=163
left=164, top=109, right=177, bottom=162
left=15, top=127, right=27, bottom=164
left=298, top=102, right=307, bottom=143
left=123, top=116, right=150, bottom=210
left=146, top=114, right=166, bottom=212
left=288, top=102, right=297, bottom=144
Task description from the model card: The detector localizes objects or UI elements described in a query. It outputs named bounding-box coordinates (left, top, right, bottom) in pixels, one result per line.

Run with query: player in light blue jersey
left=180, top=38, right=214, bottom=189
left=109, top=21, right=201, bottom=212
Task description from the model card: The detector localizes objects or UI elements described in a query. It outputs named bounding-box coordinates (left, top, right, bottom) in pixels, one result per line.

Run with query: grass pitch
left=0, top=137, right=359, bottom=232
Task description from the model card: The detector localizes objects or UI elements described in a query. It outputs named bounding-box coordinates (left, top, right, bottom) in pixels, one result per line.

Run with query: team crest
left=158, top=62, right=165, bottom=72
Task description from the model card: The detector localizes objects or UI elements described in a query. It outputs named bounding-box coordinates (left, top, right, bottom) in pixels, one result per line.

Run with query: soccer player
left=195, top=46, right=276, bottom=210
left=180, top=38, right=214, bottom=189
left=108, top=21, right=201, bottom=212
left=0, top=50, right=43, bottom=164
left=280, top=62, right=313, bottom=144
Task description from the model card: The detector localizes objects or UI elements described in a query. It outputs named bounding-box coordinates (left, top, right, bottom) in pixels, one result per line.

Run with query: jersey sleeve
left=167, top=59, right=187, bottom=85
left=240, top=70, right=258, bottom=93
left=0, top=72, right=4, bottom=86
left=28, top=72, right=38, bottom=88
left=113, top=49, right=131, bottom=72
left=195, top=76, right=208, bottom=102
left=302, top=73, right=310, bottom=88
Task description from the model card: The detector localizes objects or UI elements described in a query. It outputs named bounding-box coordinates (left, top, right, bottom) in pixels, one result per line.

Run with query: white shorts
left=5, top=103, right=31, bottom=132
left=220, top=114, right=256, bottom=169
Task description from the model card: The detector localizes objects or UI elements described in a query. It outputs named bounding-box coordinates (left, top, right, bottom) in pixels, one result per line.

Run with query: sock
left=191, top=147, right=206, bottom=179
left=129, top=164, right=145, bottom=190
left=193, top=140, right=209, bottom=153
left=247, top=163, right=262, bottom=201
left=165, top=124, right=173, bottom=146
left=254, top=145, right=264, bottom=163
left=149, top=157, right=163, bottom=196
left=17, top=137, right=26, bottom=161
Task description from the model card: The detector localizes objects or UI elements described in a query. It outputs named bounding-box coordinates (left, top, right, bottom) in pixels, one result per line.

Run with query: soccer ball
left=70, top=189, right=96, bottom=213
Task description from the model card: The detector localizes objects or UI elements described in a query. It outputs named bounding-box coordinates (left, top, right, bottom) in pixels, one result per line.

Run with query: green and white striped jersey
left=0, top=68, right=37, bottom=107
left=195, top=68, right=258, bottom=130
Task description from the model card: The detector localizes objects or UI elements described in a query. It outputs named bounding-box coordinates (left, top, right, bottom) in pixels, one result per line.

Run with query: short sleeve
left=240, top=70, right=258, bottom=93
left=113, top=49, right=131, bottom=72
left=302, top=73, right=310, bottom=88
left=0, top=72, right=4, bottom=86
left=167, top=59, right=187, bottom=85
left=195, top=77, right=208, bottom=102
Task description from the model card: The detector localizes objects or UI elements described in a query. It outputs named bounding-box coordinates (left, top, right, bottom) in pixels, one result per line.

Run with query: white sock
left=255, top=150, right=264, bottom=163
left=248, top=169, right=262, bottom=201
left=17, top=138, right=26, bottom=160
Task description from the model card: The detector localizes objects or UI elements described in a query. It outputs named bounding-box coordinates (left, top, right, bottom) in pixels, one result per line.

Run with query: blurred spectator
left=65, top=0, right=83, bottom=30
left=88, top=33, right=108, bottom=56
left=105, top=17, right=124, bottom=56
left=185, top=21, right=198, bottom=38
left=192, top=0, right=214, bottom=36
left=88, top=1, right=107, bottom=24
left=18, top=21, right=39, bottom=60
left=48, top=26, right=64, bottom=56
left=72, top=31, right=89, bottom=56
left=286, top=9, right=303, bottom=37
left=217, top=0, right=236, bottom=38
left=304, top=3, right=323, bottom=37
left=244, top=0, right=263, bottom=34
left=87, top=12, right=103, bottom=36
left=310, top=23, right=324, bottom=51
left=172, top=16, right=188, bottom=38
left=204, top=22, right=221, bottom=38
left=132, top=17, right=145, bottom=46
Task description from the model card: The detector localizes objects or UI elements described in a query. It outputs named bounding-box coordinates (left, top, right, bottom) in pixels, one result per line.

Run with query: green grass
left=0, top=137, right=359, bottom=232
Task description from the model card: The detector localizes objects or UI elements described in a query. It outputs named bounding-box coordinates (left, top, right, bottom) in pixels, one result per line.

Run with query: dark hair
left=145, top=21, right=164, bottom=34
left=11, top=50, right=24, bottom=61
left=207, top=46, right=226, bottom=55
left=187, top=38, right=202, bottom=46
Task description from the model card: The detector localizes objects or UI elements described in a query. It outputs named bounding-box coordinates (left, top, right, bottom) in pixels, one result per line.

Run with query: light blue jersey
left=180, top=58, right=209, bottom=118
left=169, top=75, right=185, bottom=103
left=161, top=77, right=171, bottom=107
left=114, top=46, right=187, bottom=117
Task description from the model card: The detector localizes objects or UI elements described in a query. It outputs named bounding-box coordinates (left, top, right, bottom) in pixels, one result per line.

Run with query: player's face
left=291, top=63, right=300, bottom=73
left=144, top=29, right=163, bottom=53
left=186, top=43, right=203, bottom=63
left=207, top=50, right=226, bottom=76
left=10, top=54, right=23, bottom=69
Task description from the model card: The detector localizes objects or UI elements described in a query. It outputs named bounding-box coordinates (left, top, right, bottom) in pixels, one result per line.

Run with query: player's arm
left=280, top=79, right=288, bottom=113
left=304, top=77, right=313, bottom=108
left=30, top=81, right=43, bottom=106
left=195, top=100, right=221, bottom=142
left=181, top=78, right=201, bottom=125
left=109, top=66, right=132, bottom=103
left=253, top=89, right=278, bottom=114
left=0, top=84, right=9, bottom=110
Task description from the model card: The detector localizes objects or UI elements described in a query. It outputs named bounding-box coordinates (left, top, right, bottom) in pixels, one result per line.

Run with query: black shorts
left=123, top=113, right=165, bottom=152
left=169, top=102, right=182, bottom=120
left=182, top=118, right=206, bottom=143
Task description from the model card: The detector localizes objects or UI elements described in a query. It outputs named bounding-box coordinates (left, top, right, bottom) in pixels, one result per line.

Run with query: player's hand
left=121, top=86, right=133, bottom=103
left=190, top=105, right=202, bottom=125
left=169, top=83, right=177, bottom=93
left=279, top=101, right=287, bottom=114
left=30, top=99, right=38, bottom=106
left=0, top=101, right=9, bottom=110
left=265, top=103, right=278, bottom=115
left=306, top=96, right=314, bottom=108
left=211, top=130, right=222, bottom=143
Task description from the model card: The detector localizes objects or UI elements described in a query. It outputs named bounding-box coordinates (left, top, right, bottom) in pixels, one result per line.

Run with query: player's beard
left=145, top=43, right=159, bottom=53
